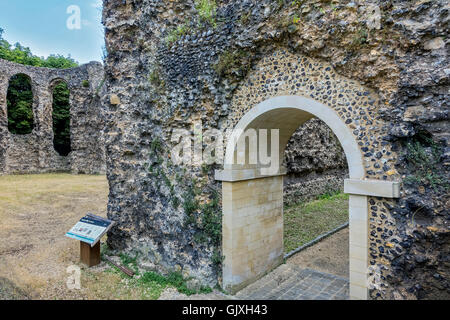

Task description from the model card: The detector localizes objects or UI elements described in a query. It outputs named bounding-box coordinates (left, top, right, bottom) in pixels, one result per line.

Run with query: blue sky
left=0, top=0, right=104, bottom=64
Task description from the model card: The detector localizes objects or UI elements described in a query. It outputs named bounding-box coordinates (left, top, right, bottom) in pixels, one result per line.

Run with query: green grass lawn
left=284, top=192, right=349, bottom=253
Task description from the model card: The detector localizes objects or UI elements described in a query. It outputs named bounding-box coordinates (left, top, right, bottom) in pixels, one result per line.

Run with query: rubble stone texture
left=0, top=59, right=106, bottom=174
left=284, top=118, right=348, bottom=205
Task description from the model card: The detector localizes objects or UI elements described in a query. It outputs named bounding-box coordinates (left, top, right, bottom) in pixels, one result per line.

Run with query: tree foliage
left=0, top=28, right=78, bottom=68
left=1, top=28, right=76, bottom=155
left=7, top=74, right=33, bottom=134
left=52, top=81, right=71, bottom=156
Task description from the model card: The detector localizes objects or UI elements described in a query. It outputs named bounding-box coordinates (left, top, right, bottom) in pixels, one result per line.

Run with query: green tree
left=43, top=54, right=78, bottom=69
left=52, top=81, right=71, bottom=156
left=7, top=74, right=33, bottom=134
left=1, top=27, right=78, bottom=154
left=0, top=29, right=78, bottom=68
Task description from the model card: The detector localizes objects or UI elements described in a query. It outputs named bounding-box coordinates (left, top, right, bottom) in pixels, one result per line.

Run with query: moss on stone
left=213, top=49, right=252, bottom=78
left=148, top=67, right=166, bottom=93
left=165, top=23, right=190, bottom=45
left=403, top=132, right=449, bottom=191
left=183, top=183, right=222, bottom=268
left=195, top=0, right=217, bottom=28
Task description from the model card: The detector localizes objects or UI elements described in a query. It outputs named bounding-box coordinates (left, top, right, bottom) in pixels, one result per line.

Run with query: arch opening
left=51, top=80, right=71, bottom=157
left=7, top=73, right=34, bottom=135
left=283, top=117, right=349, bottom=206
left=217, top=96, right=369, bottom=300
left=283, top=117, right=349, bottom=265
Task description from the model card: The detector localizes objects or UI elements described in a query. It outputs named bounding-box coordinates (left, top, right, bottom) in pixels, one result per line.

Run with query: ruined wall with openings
left=0, top=59, right=106, bottom=175
left=102, top=0, right=449, bottom=299
left=284, top=118, right=348, bottom=205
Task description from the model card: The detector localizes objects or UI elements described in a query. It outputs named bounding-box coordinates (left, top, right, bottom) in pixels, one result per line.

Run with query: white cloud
left=91, top=0, right=103, bottom=9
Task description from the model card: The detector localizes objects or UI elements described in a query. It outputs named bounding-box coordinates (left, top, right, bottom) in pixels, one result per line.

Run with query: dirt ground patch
left=0, top=277, right=30, bottom=300
left=0, top=174, right=349, bottom=300
left=287, top=227, right=349, bottom=278
left=0, top=174, right=108, bottom=299
left=0, top=174, right=222, bottom=300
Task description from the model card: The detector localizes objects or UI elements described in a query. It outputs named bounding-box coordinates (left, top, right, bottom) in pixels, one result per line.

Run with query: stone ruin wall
left=102, top=0, right=449, bottom=299
left=0, top=58, right=106, bottom=175
left=0, top=57, right=343, bottom=183
left=284, top=118, right=348, bottom=205
left=4, top=0, right=448, bottom=301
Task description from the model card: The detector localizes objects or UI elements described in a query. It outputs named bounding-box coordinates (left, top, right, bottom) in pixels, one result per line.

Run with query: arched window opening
left=52, top=81, right=71, bottom=156
left=7, top=74, right=33, bottom=134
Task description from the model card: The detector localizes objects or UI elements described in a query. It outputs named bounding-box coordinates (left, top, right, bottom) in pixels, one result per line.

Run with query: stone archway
left=215, top=95, right=399, bottom=300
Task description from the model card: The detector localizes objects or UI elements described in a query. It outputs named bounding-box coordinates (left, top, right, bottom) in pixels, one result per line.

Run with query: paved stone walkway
left=159, top=263, right=349, bottom=300
left=235, top=264, right=349, bottom=300
left=159, top=228, right=350, bottom=300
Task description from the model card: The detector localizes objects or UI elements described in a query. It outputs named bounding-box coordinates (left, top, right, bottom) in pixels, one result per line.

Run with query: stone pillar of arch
left=215, top=96, right=400, bottom=299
